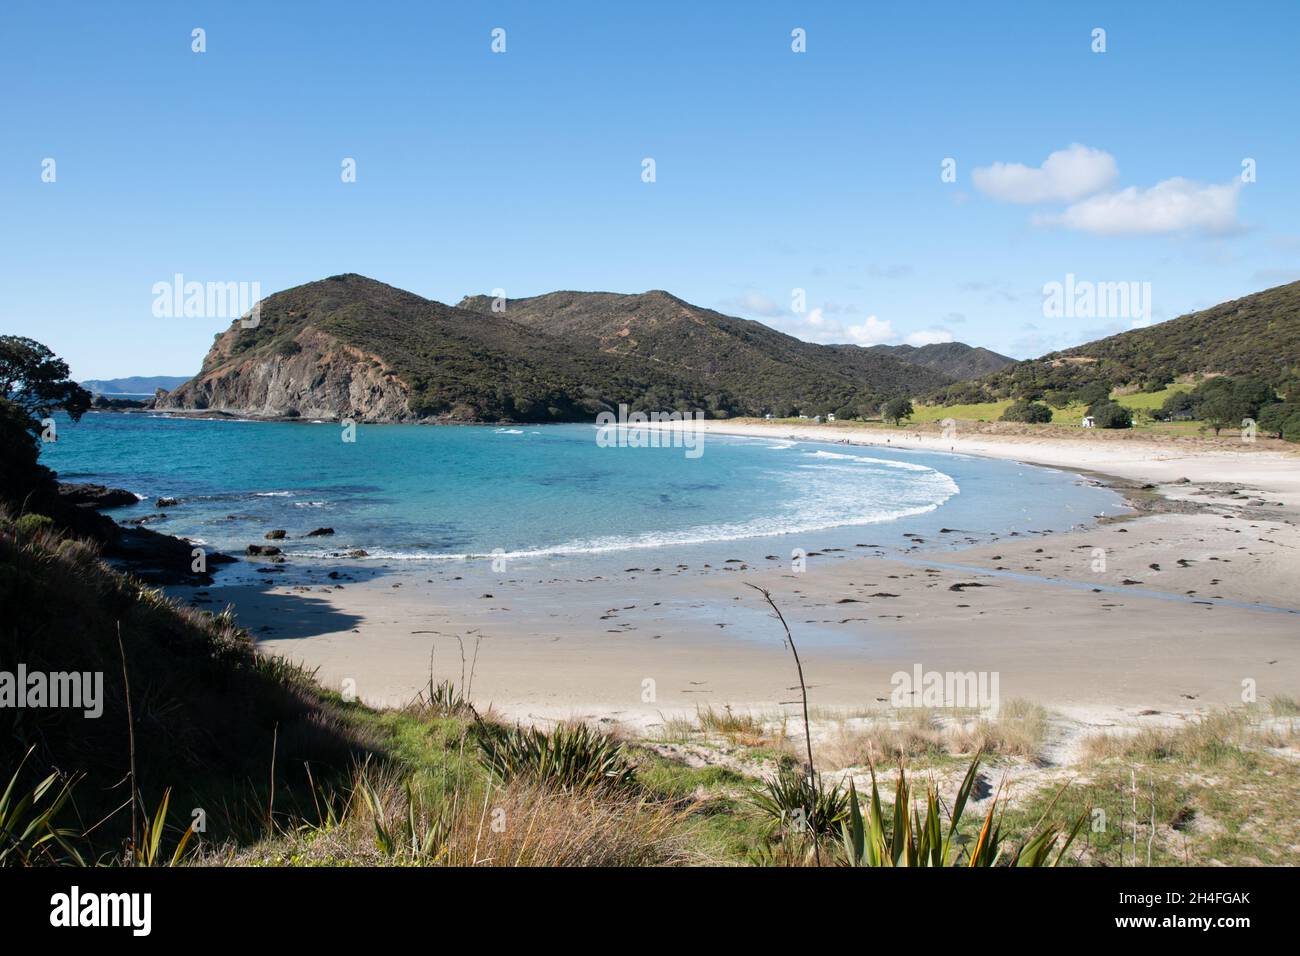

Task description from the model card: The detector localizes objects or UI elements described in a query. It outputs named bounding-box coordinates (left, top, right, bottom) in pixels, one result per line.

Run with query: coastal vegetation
left=927, top=279, right=1300, bottom=408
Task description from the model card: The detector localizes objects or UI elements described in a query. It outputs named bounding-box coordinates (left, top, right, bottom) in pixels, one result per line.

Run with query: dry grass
left=950, top=699, right=1051, bottom=758
left=1269, top=694, right=1300, bottom=717
left=819, top=709, right=947, bottom=768
left=452, top=782, right=694, bottom=866
left=816, top=700, right=1050, bottom=770
left=237, top=760, right=699, bottom=867
left=696, top=704, right=765, bottom=741
left=656, top=712, right=698, bottom=744
left=655, top=705, right=767, bottom=745
left=1080, top=710, right=1300, bottom=765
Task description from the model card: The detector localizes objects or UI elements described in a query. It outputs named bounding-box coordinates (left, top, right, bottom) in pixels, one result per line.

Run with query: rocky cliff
left=159, top=326, right=413, bottom=421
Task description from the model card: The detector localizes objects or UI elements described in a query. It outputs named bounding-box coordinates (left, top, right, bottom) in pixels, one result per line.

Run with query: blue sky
left=2, top=0, right=1298, bottom=379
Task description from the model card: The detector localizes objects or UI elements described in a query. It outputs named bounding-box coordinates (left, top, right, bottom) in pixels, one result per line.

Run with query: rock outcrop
left=159, top=327, right=413, bottom=422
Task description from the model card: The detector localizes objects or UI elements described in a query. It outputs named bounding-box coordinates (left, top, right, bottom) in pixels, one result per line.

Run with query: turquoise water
left=42, top=414, right=1122, bottom=570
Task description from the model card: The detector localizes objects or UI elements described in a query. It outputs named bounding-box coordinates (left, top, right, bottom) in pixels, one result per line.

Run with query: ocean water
left=42, top=414, right=1122, bottom=571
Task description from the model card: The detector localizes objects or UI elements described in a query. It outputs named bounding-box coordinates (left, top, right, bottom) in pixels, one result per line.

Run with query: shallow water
left=44, top=414, right=1123, bottom=575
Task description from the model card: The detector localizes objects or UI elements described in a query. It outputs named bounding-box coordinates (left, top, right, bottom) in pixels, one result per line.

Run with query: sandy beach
left=174, top=421, right=1300, bottom=738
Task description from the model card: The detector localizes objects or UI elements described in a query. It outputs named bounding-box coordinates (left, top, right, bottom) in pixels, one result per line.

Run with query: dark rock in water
left=247, top=544, right=282, bottom=556
left=108, top=525, right=234, bottom=586
left=41, top=481, right=228, bottom=585
left=58, top=483, right=139, bottom=509
left=156, top=496, right=178, bottom=508
left=346, top=549, right=368, bottom=558
left=306, top=527, right=335, bottom=536
left=91, top=394, right=151, bottom=411
left=122, top=514, right=166, bottom=526
left=265, top=529, right=287, bottom=540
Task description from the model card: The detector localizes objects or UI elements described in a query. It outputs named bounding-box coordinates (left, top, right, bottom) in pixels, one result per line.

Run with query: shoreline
left=161, top=421, right=1300, bottom=739
left=653, top=417, right=1300, bottom=504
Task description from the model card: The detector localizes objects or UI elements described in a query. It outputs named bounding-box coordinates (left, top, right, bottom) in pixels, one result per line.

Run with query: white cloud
left=973, top=144, right=1118, bottom=204
left=1045, top=177, right=1243, bottom=236
left=778, top=309, right=961, bottom=349
left=718, top=292, right=782, bottom=317
left=844, top=315, right=895, bottom=345
left=904, top=328, right=954, bottom=346
left=780, top=308, right=895, bottom=345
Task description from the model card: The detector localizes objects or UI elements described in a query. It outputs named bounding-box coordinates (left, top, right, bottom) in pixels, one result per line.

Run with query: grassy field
left=905, top=384, right=1197, bottom=429
left=1112, top=382, right=1195, bottom=411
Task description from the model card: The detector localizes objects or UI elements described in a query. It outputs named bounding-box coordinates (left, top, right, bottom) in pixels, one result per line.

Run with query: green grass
left=901, top=384, right=1226, bottom=432
left=1112, top=382, right=1194, bottom=411
left=1001, top=750, right=1300, bottom=866
left=909, top=400, right=1091, bottom=425
left=908, top=400, right=1013, bottom=423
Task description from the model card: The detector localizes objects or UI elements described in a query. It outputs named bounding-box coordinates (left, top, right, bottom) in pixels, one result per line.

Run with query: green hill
left=163, top=276, right=956, bottom=422
left=866, top=342, right=1015, bottom=380
left=931, top=280, right=1300, bottom=404
left=457, top=289, right=954, bottom=418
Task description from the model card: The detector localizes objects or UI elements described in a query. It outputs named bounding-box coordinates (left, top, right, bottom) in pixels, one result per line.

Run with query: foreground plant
left=477, top=722, right=636, bottom=792
left=751, top=764, right=850, bottom=840
left=356, top=768, right=450, bottom=863
left=0, top=747, right=84, bottom=866
left=839, top=751, right=1086, bottom=867
left=131, top=788, right=198, bottom=867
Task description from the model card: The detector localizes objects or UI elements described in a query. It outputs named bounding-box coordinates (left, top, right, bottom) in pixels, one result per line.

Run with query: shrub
left=1089, top=401, right=1132, bottom=428
left=14, top=513, right=53, bottom=537
left=882, top=397, right=913, bottom=425
left=1258, top=402, right=1300, bottom=441
left=1156, top=390, right=1196, bottom=421
left=477, top=723, right=636, bottom=792
left=751, top=764, right=850, bottom=839
left=1000, top=400, right=1053, bottom=424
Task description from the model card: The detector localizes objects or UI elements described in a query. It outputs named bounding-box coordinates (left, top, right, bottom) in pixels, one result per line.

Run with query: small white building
left=827, top=413, right=836, bottom=422
left=1081, top=416, right=1095, bottom=428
